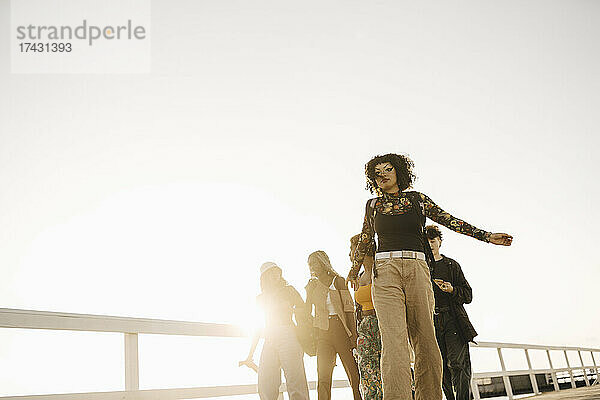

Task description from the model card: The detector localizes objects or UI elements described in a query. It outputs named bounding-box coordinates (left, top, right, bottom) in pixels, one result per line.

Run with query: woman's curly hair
left=365, top=153, right=416, bottom=195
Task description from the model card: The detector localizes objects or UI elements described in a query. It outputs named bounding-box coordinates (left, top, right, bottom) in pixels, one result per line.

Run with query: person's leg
left=372, top=258, right=412, bottom=400
left=435, top=315, right=455, bottom=400
left=258, top=340, right=282, bottom=400
left=444, top=318, right=471, bottom=400
left=330, top=317, right=361, bottom=400
left=442, top=361, right=455, bottom=400
left=317, top=332, right=337, bottom=400
left=357, top=315, right=383, bottom=400
left=278, top=326, right=310, bottom=400
left=405, top=258, right=443, bottom=400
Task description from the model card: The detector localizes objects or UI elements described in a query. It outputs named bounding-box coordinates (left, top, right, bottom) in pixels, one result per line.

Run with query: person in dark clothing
left=426, top=225, right=476, bottom=400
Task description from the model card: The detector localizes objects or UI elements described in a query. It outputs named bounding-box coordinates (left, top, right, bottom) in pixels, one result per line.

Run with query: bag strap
left=367, top=197, right=378, bottom=277
left=407, top=191, right=435, bottom=273
left=367, top=198, right=377, bottom=232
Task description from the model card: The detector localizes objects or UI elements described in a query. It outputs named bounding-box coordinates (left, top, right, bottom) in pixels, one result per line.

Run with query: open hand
left=489, top=233, right=513, bottom=246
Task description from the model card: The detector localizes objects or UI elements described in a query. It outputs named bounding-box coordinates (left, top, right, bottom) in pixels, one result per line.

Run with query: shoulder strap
left=407, top=191, right=434, bottom=272
left=405, top=191, right=426, bottom=232
left=367, top=197, right=378, bottom=233
left=369, top=197, right=377, bottom=217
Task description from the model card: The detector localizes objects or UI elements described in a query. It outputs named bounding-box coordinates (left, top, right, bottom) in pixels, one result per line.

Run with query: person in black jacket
left=426, top=225, right=476, bottom=400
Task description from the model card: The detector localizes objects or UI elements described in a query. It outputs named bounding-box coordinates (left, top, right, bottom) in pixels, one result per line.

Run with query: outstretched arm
left=420, top=192, right=513, bottom=246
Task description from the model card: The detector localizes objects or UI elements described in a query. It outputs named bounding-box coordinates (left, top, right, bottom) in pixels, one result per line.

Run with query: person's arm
left=239, top=329, right=261, bottom=372
left=346, top=308, right=358, bottom=349
left=289, top=286, right=312, bottom=326
left=347, top=200, right=377, bottom=286
left=419, top=192, right=512, bottom=246
left=337, top=277, right=358, bottom=348
left=449, top=260, right=472, bottom=305
left=305, top=279, right=315, bottom=309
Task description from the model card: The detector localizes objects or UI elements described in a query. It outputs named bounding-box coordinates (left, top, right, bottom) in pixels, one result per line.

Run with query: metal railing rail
left=1, top=308, right=599, bottom=400
left=469, top=341, right=600, bottom=400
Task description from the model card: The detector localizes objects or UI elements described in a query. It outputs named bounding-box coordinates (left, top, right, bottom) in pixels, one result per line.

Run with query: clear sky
left=1, top=0, right=599, bottom=396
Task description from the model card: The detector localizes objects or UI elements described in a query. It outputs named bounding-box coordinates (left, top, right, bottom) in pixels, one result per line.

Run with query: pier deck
left=529, top=385, right=600, bottom=399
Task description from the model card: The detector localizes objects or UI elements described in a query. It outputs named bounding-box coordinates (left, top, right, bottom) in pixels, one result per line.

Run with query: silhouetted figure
left=240, top=262, right=310, bottom=400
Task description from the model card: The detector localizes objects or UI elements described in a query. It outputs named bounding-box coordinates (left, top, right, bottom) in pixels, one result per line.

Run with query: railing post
left=524, top=349, right=540, bottom=394
left=564, top=350, right=576, bottom=389
left=125, top=333, right=139, bottom=391
left=591, top=352, right=599, bottom=385
left=546, top=350, right=560, bottom=391
left=497, top=347, right=514, bottom=400
left=578, top=350, right=590, bottom=386
left=471, top=367, right=481, bottom=400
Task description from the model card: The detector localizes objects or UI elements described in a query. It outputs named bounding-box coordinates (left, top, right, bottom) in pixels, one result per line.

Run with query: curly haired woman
left=347, top=153, right=512, bottom=400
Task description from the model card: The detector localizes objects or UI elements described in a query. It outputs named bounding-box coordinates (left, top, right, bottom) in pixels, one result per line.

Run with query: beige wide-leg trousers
left=372, top=257, right=442, bottom=400
left=258, top=325, right=309, bottom=400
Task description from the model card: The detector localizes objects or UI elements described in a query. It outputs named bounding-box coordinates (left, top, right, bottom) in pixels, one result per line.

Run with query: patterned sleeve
left=349, top=200, right=376, bottom=280
left=419, top=192, right=491, bottom=242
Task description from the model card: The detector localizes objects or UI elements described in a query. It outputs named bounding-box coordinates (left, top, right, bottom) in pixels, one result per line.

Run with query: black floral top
left=349, top=191, right=491, bottom=280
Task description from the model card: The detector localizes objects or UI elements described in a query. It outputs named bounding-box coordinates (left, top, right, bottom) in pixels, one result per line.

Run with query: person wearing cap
left=426, top=225, right=476, bottom=400
left=305, top=250, right=362, bottom=400
left=239, top=262, right=310, bottom=400
left=347, top=153, right=512, bottom=400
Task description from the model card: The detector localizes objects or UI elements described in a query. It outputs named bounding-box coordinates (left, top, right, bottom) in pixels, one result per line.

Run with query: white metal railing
left=469, top=341, right=600, bottom=399
left=1, top=308, right=599, bottom=400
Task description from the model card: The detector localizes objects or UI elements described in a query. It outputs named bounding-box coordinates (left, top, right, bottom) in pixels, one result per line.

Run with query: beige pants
left=372, top=257, right=442, bottom=400
left=259, top=325, right=310, bottom=400
left=316, top=316, right=361, bottom=400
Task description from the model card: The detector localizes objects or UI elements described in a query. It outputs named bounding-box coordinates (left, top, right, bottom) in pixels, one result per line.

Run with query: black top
left=374, top=208, right=424, bottom=252
left=349, top=191, right=492, bottom=280
left=432, top=257, right=452, bottom=308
